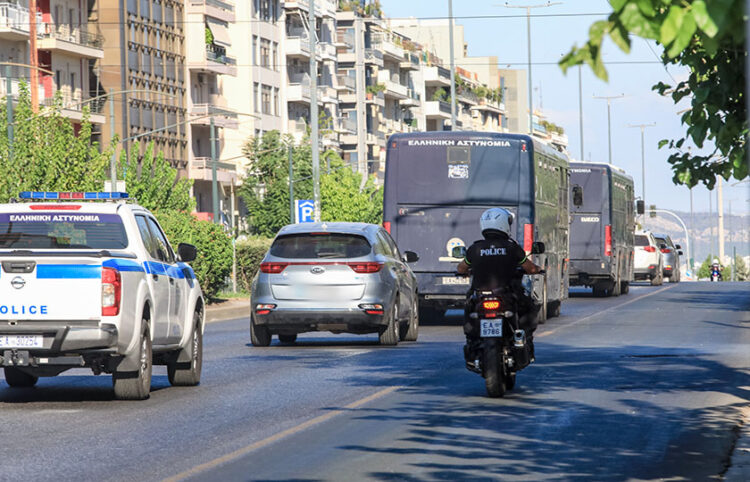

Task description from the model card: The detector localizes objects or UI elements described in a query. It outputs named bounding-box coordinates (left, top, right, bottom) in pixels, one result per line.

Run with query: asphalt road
left=0, top=282, right=748, bottom=481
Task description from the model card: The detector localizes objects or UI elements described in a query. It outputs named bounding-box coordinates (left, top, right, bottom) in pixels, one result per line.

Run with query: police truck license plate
left=0, top=335, right=42, bottom=348
left=480, top=320, right=503, bottom=337
left=442, top=276, right=469, bottom=285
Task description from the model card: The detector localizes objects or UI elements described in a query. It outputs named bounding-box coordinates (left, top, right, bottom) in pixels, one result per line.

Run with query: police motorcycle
left=710, top=260, right=723, bottom=282
left=453, top=242, right=545, bottom=398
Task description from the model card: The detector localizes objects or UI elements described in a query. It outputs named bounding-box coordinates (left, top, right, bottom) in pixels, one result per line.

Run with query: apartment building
left=185, top=0, right=238, bottom=219
left=1, top=0, right=105, bottom=125
left=94, top=0, right=187, bottom=169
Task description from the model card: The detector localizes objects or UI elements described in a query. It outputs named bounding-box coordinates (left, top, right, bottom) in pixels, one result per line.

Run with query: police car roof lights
left=19, top=191, right=130, bottom=200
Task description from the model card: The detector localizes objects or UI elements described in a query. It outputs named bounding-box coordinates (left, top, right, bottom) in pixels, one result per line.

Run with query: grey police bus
left=568, top=161, right=635, bottom=296
left=383, top=131, right=570, bottom=322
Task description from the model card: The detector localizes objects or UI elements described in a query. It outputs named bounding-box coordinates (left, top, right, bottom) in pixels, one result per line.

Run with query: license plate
left=480, top=320, right=503, bottom=338
left=0, top=335, right=43, bottom=348
left=442, top=276, right=469, bottom=285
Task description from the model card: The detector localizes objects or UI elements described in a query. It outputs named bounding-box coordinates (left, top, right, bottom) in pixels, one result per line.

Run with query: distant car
left=250, top=222, right=420, bottom=346
left=653, top=233, right=683, bottom=283
left=634, top=231, right=664, bottom=285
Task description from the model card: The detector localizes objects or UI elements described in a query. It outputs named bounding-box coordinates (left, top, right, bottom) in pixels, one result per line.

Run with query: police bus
left=568, top=161, right=635, bottom=296
left=383, top=132, right=570, bottom=322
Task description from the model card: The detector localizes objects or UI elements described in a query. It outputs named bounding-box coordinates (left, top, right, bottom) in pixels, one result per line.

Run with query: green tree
left=559, top=0, right=746, bottom=188
left=731, top=255, right=748, bottom=281
left=0, top=84, right=113, bottom=200
left=321, top=157, right=382, bottom=224
left=119, top=141, right=195, bottom=212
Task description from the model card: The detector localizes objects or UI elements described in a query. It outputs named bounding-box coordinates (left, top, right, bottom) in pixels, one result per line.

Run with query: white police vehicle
left=0, top=191, right=204, bottom=399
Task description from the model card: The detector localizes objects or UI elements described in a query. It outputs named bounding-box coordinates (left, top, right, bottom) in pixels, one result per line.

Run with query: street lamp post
left=502, top=2, right=562, bottom=134
left=308, top=0, right=321, bottom=222
left=448, top=0, right=457, bottom=129
left=594, top=94, right=625, bottom=165
left=628, top=123, right=655, bottom=205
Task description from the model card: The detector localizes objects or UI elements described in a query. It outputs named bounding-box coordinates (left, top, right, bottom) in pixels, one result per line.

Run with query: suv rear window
left=0, top=213, right=128, bottom=249
left=634, top=235, right=649, bottom=247
left=270, top=233, right=371, bottom=259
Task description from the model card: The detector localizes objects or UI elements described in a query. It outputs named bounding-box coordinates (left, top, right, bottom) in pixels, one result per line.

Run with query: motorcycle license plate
left=480, top=320, right=503, bottom=337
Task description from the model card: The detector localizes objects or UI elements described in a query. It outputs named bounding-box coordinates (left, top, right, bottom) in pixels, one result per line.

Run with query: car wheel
left=250, top=313, right=271, bottom=347
left=651, top=270, right=663, bottom=286
left=113, top=323, right=152, bottom=400
left=4, top=368, right=38, bottom=388
left=400, top=296, right=419, bottom=342
left=379, top=299, right=399, bottom=346
left=278, top=334, right=297, bottom=344
left=167, top=311, right=203, bottom=387
left=592, top=283, right=607, bottom=297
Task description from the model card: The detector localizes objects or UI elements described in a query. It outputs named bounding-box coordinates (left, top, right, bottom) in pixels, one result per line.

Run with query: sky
left=380, top=0, right=750, bottom=215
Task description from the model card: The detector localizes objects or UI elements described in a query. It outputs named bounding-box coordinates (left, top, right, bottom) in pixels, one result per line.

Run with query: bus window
left=572, top=185, right=583, bottom=207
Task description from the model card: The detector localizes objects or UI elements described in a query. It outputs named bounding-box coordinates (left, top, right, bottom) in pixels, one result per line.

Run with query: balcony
left=0, top=3, right=41, bottom=41
left=376, top=33, right=404, bottom=61
left=400, top=88, right=421, bottom=107
left=458, top=90, right=479, bottom=106
left=377, top=71, right=407, bottom=100
left=335, top=75, right=355, bottom=92
left=187, top=0, right=235, bottom=23
left=40, top=93, right=106, bottom=124
left=423, top=66, right=451, bottom=87
left=288, top=119, right=308, bottom=134
left=336, top=116, right=357, bottom=134
left=189, top=104, right=239, bottom=129
left=335, top=31, right=354, bottom=48
left=400, top=52, right=420, bottom=70
left=338, top=91, right=356, bottom=104
left=189, top=44, right=237, bottom=76
left=283, top=0, right=336, bottom=18
left=425, top=100, right=451, bottom=119
left=365, top=90, right=384, bottom=107
left=285, top=33, right=311, bottom=58
left=38, top=24, right=104, bottom=59
left=471, top=99, right=505, bottom=114
left=363, top=48, right=383, bottom=67
left=287, top=77, right=311, bottom=103
left=365, top=130, right=386, bottom=146
left=190, top=157, right=237, bottom=184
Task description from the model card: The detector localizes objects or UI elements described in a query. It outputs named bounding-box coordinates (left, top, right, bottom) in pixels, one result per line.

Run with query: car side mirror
left=531, top=242, right=545, bottom=254
left=178, top=243, right=197, bottom=262
left=572, top=185, right=583, bottom=207
left=402, top=251, right=419, bottom=263
left=675, top=244, right=682, bottom=250
left=451, top=246, right=467, bottom=259
left=678, top=250, right=683, bottom=256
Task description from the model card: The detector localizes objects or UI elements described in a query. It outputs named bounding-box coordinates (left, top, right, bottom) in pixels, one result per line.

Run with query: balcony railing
left=41, top=23, right=103, bottom=49
left=336, top=31, right=354, bottom=47
left=190, top=104, right=237, bottom=118
left=336, top=75, right=355, bottom=90
left=191, top=0, right=234, bottom=12
left=40, top=94, right=105, bottom=113
left=364, top=48, right=383, bottom=63
left=0, top=3, right=43, bottom=33
left=206, top=44, right=236, bottom=65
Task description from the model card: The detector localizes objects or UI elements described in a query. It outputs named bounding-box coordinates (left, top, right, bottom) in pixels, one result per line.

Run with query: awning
left=207, top=18, right=231, bottom=47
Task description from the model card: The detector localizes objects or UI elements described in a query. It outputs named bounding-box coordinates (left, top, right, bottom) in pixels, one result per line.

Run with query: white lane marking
left=538, top=284, right=677, bottom=338
left=163, top=385, right=402, bottom=482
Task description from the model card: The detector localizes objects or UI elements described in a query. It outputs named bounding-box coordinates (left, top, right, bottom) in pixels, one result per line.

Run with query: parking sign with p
left=295, top=200, right=314, bottom=223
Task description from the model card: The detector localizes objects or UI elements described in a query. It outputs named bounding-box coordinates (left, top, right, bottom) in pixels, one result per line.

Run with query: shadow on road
left=0, top=374, right=173, bottom=403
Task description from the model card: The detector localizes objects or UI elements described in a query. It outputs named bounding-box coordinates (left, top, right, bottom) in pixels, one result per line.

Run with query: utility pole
left=594, top=94, right=625, bottom=165
left=5, top=65, right=12, bottom=161
left=308, top=0, right=321, bottom=222
left=109, top=90, right=117, bottom=191
left=729, top=199, right=734, bottom=281
left=709, top=189, right=714, bottom=259
left=578, top=65, right=583, bottom=159
left=288, top=144, right=295, bottom=224
left=689, top=187, right=694, bottom=272
left=718, top=176, right=724, bottom=261
left=502, top=2, right=562, bottom=134
left=210, top=117, right=219, bottom=224
left=29, top=0, right=38, bottom=112
left=448, top=0, right=457, bottom=129
left=628, top=123, right=655, bottom=205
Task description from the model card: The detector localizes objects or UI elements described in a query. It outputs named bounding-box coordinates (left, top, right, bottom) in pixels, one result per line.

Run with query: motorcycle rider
left=457, top=207, right=544, bottom=364
left=711, top=259, right=723, bottom=281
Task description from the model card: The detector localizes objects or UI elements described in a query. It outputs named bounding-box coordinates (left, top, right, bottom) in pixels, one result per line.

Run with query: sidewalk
left=725, top=406, right=750, bottom=481
left=205, top=298, right=250, bottom=323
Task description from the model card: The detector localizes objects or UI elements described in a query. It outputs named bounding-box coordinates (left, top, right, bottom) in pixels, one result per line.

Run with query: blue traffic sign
left=295, top=199, right=314, bottom=223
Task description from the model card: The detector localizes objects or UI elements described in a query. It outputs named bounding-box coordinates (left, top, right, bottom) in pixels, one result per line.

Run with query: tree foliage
left=240, top=130, right=383, bottom=237
left=0, top=84, right=113, bottom=200
left=559, top=0, right=747, bottom=188
left=119, top=141, right=195, bottom=212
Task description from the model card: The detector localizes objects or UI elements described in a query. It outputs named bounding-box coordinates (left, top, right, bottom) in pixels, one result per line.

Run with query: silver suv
left=0, top=192, right=204, bottom=399
left=653, top=233, right=683, bottom=282
left=250, top=222, right=419, bottom=346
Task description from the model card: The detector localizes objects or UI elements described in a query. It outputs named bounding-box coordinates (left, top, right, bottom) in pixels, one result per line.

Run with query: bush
left=155, top=210, right=233, bottom=300
left=236, top=237, right=274, bottom=292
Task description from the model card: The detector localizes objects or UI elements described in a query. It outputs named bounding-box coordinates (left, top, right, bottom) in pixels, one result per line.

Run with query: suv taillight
left=348, top=262, right=383, bottom=273
left=660, top=248, right=671, bottom=253
left=643, top=246, right=656, bottom=253
left=260, top=262, right=289, bottom=274
left=102, top=267, right=121, bottom=316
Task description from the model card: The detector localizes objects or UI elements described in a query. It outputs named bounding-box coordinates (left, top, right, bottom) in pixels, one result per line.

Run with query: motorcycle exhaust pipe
left=514, top=329, right=526, bottom=347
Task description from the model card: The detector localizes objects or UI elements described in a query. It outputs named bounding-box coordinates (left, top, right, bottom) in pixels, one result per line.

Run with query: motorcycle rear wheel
left=483, top=342, right=506, bottom=398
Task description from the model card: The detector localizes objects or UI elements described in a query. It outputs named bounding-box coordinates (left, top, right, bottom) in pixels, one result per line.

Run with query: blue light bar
left=19, top=191, right=129, bottom=200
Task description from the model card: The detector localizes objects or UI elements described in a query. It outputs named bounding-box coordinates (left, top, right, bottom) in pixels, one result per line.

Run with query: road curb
left=725, top=405, right=750, bottom=481
left=205, top=299, right=249, bottom=323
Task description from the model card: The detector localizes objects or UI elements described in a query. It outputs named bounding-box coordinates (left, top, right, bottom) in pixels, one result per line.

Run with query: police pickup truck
left=0, top=191, right=204, bottom=400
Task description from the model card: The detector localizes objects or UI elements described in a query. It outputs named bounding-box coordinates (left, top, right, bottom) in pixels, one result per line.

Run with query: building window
left=55, top=70, right=62, bottom=90
left=273, top=87, right=279, bottom=116
left=253, top=82, right=260, bottom=113
left=271, top=41, right=278, bottom=71
left=260, top=0, right=271, bottom=21
left=261, top=85, right=272, bottom=115
left=260, top=39, right=270, bottom=69
left=252, top=35, right=258, bottom=65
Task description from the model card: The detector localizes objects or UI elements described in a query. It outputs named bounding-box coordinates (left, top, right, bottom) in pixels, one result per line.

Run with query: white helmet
left=713, top=258, right=719, bottom=264
left=480, top=208, right=513, bottom=236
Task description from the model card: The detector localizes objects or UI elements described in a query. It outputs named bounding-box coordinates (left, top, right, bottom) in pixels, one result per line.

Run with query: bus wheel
left=537, top=280, right=548, bottom=324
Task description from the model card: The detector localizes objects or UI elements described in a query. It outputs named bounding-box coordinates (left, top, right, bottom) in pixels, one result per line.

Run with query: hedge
left=155, top=210, right=233, bottom=300
left=236, top=237, right=273, bottom=292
